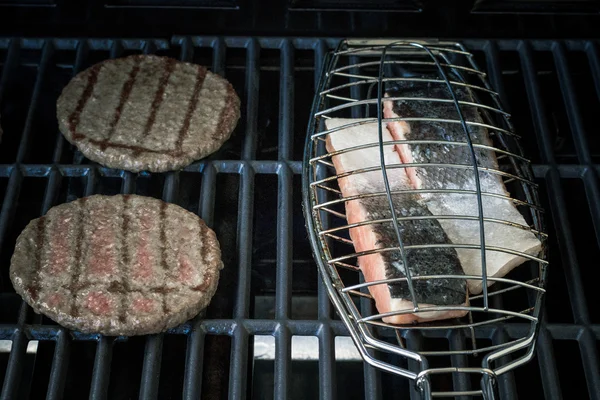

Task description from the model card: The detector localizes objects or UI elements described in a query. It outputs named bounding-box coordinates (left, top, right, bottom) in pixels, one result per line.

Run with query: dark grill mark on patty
left=176, top=66, right=207, bottom=152
left=215, top=84, right=239, bottom=141
left=69, top=198, right=87, bottom=317
left=100, top=58, right=142, bottom=150
left=27, top=217, right=47, bottom=302
left=69, top=64, right=102, bottom=140
left=193, top=220, right=213, bottom=293
left=119, top=195, right=130, bottom=323
left=160, top=201, right=169, bottom=314
left=139, top=58, right=177, bottom=141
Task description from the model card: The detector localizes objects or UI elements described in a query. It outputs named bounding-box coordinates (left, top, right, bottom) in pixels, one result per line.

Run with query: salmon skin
left=383, top=76, right=542, bottom=294
left=325, top=118, right=468, bottom=324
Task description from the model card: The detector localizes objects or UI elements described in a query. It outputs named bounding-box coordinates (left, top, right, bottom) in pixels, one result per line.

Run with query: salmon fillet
left=325, top=118, right=468, bottom=324
left=383, top=78, right=542, bottom=294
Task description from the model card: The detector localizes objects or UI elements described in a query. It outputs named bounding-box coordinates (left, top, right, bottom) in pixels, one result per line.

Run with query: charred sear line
left=159, top=202, right=169, bottom=314
left=70, top=64, right=102, bottom=140
left=27, top=217, right=47, bottom=302
left=69, top=198, right=88, bottom=317
left=362, top=194, right=465, bottom=305
left=119, top=195, right=131, bottom=323
left=141, top=58, right=177, bottom=140
left=176, top=67, right=207, bottom=152
left=101, top=59, right=143, bottom=150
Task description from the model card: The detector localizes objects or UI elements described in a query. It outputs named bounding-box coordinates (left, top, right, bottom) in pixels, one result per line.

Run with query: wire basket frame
left=302, top=39, right=549, bottom=399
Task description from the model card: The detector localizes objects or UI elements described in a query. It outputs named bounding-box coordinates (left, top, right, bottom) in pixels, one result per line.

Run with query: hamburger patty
left=10, top=194, right=223, bottom=336
left=57, top=54, right=240, bottom=172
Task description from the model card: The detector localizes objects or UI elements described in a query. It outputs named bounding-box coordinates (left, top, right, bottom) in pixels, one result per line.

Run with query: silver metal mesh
left=302, top=39, right=549, bottom=399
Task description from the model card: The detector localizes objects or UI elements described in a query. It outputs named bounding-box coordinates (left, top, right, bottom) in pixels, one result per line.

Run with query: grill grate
left=0, top=36, right=599, bottom=400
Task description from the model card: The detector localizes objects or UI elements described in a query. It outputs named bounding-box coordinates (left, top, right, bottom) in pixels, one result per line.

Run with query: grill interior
left=0, top=37, right=599, bottom=399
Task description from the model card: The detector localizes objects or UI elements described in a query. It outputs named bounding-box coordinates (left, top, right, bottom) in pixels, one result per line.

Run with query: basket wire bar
left=302, top=39, right=548, bottom=399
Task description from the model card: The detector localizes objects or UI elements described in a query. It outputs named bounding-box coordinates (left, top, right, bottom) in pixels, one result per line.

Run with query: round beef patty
left=10, top=194, right=223, bottom=336
left=57, top=54, right=240, bottom=172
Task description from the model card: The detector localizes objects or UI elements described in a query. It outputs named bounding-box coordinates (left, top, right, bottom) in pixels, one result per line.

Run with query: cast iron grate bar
left=242, top=38, right=259, bottom=160
left=90, top=337, right=113, bottom=400
left=46, top=329, right=70, bottom=400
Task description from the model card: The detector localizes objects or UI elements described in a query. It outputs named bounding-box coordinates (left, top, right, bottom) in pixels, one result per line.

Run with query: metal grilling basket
left=302, top=39, right=549, bottom=399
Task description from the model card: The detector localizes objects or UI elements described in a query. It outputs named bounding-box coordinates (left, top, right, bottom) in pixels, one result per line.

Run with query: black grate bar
left=274, top=162, right=293, bottom=400
left=42, top=169, right=62, bottom=214
left=274, top=324, right=291, bottom=400
left=212, top=37, right=226, bottom=75
left=518, top=41, right=590, bottom=324
left=318, top=324, right=336, bottom=400
left=535, top=327, right=562, bottom=400
left=580, top=165, right=600, bottom=251
left=448, top=330, right=471, bottom=400
left=143, top=40, right=157, bottom=55
left=1, top=325, right=27, bottom=399
left=0, top=167, right=22, bottom=278
left=317, top=269, right=332, bottom=320
left=492, top=328, right=517, bottom=400
left=544, top=170, right=587, bottom=320
left=51, top=33, right=80, bottom=165
left=183, top=167, right=216, bottom=399
left=46, top=329, right=70, bottom=400
left=275, top=164, right=293, bottom=319
left=365, top=352, right=384, bottom=396
left=85, top=168, right=97, bottom=197
left=587, top=42, right=600, bottom=105
left=228, top=326, right=250, bottom=399
left=138, top=334, right=163, bottom=400
left=279, top=39, right=294, bottom=161
left=162, top=171, right=179, bottom=203
left=234, top=164, right=254, bottom=319
left=200, top=163, right=217, bottom=228
left=359, top=265, right=380, bottom=398
left=517, top=41, right=555, bottom=165
left=109, top=40, right=124, bottom=59
left=16, top=39, right=53, bottom=163
left=314, top=39, right=327, bottom=91
left=178, top=36, right=193, bottom=63
left=242, top=38, right=259, bottom=160
left=89, top=337, right=114, bottom=400
left=182, top=321, right=206, bottom=400
left=121, top=171, right=135, bottom=194
left=483, top=41, right=509, bottom=112
left=406, top=331, right=422, bottom=400
left=227, top=164, right=254, bottom=399
left=552, top=42, right=593, bottom=165
left=0, top=38, right=19, bottom=105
